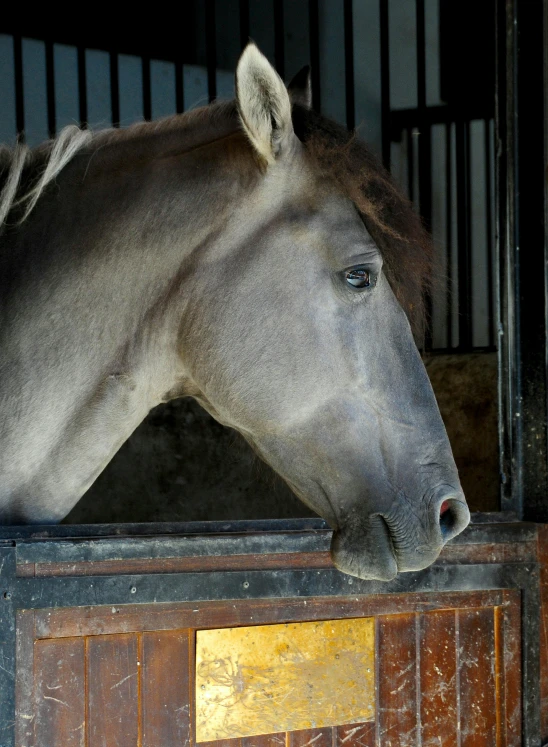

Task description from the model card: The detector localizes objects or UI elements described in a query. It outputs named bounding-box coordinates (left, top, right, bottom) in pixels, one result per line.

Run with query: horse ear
left=236, top=43, right=294, bottom=164
left=288, top=66, right=312, bottom=109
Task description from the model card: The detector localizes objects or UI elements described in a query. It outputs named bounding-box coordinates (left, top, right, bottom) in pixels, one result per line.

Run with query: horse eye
left=345, top=268, right=371, bottom=289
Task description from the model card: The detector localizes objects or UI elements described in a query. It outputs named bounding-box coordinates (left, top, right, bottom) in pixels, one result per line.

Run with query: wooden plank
left=87, top=633, right=139, bottom=746
left=500, top=590, right=522, bottom=746
left=35, top=591, right=504, bottom=639
left=141, top=629, right=193, bottom=747
left=289, top=727, right=334, bottom=747
left=15, top=610, right=35, bottom=747
left=17, top=539, right=537, bottom=578
left=33, top=638, right=85, bottom=747
left=538, top=524, right=548, bottom=742
left=16, top=564, right=35, bottom=578
left=419, top=609, right=458, bottom=746
left=199, top=740, right=241, bottom=747
left=494, top=605, right=507, bottom=746
left=377, top=613, right=418, bottom=746
left=458, top=607, right=497, bottom=746
left=241, top=734, right=286, bottom=747
left=28, top=552, right=334, bottom=577
left=435, top=540, right=537, bottom=565
left=335, top=723, right=375, bottom=746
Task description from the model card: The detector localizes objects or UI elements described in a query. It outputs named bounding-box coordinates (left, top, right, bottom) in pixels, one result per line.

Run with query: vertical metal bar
left=205, top=0, right=217, bottom=103
left=273, top=0, right=285, bottom=79
left=142, top=56, right=152, bottom=121
left=13, top=34, right=25, bottom=139
left=415, top=0, right=432, bottom=348
left=485, top=117, right=494, bottom=347
left=308, top=0, right=321, bottom=111
left=379, top=0, right=390, bottom=168
left=455, top=119, right=472, bottom=350
left=416, top=0, right=426, bottom=112
left=445, top=122, right=453, bottom=348
left=343, top=0, right=355, bottom=131
left=45, top=39, right=56, bottom=138
left=109, top=51, right=120, bottom=127
left=175, top=55, right=184, bottom=114
left=77, top=46, right=88, bottom=127
left=496, top=0, right=548, bottom=524
left=406, top=128, right=414, bottom=203
left=240, top=0, right=250, bottom=49
left=497, top=0, right=517, bottom=513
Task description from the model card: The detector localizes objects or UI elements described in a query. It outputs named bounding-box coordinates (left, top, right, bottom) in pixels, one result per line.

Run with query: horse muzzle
left=330, top=493, right=470, bottom=581
left=330, top=514, right=399, bottom=581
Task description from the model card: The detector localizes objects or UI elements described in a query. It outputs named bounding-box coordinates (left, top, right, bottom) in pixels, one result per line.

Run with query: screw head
left=3, top=591, right=12, bottom=600
left=130, top=586, right=137, bottom=594
left=242, top=581, right=250, bottom=589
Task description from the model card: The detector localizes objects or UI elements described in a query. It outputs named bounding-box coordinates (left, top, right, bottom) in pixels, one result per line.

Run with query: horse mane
left=0, top=101, right=239, bottom=230
left=0, top=100, right=430, bottom=336
left=0, top=127, right=93, bottom=227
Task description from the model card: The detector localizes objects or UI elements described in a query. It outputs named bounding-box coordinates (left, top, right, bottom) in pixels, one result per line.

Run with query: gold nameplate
left=195, top=617, right=375, bottom=741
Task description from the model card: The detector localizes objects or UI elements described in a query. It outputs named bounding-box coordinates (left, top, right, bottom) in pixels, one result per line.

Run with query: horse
left=0, top=43, right=469, bottom=580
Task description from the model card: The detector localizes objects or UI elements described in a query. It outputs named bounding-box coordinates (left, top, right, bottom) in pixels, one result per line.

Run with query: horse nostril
left=439, top=505, right=457, bottom=537
left=438, top=497, right=469, bottom=540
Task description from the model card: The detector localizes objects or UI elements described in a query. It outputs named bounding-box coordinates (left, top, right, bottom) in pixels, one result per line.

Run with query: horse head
left=181, top=44, right=469, bottom=580
left=0, top=44, right=469, bottom=581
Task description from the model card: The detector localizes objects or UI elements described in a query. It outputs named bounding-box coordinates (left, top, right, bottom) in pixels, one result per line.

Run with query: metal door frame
left=496, top=0, right=548, bottom=521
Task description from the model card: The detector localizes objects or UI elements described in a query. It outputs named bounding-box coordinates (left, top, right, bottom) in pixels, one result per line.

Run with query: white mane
left=0, top=125, right=92, bottom=227
left=0, top=101, right=245, bottom=231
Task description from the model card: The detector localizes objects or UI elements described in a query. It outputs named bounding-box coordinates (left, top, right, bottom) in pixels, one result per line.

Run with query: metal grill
left=0, top=0, right=496, bottom=352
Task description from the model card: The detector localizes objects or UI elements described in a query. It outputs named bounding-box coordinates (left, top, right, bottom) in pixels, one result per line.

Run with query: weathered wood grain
left=34, top=638, right=85, bottom=747
left=377, top=614, right=418, bottom=746
left=434, top=540, right=537, bottom=565
left=15, top=574, right=527, bottom=745
left=458, top=607, right=497, bottom=746
left=87, top=633, right=139, bottom=746
left=24, top=551, right=334, bottom=578
left=17, top=564, right=34, bottom=578
left=34, top=591, right=504, bottom=639
left=419, top=609, right=458, bottom=746
left=33, top=637, right=85, bottom=747
left=494, top=605, right=507, bottom=746
left=538, top=524, right=548, bottom=744
left=15, top=610, right=35, bottom=747
left=500, top=590, right=522, bottom=746
left=141, top=629, right=193, bottom=747
left=240, top=733, right=287, bottom=747
left=289, top=727, right=334, bottom=747
left=15, top=539, right=536, bottom=578
left=335, top=722, right=375, bottom=746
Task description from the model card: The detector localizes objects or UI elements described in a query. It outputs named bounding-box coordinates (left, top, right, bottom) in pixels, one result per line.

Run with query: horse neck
left=0, top=126, right=260, bottom=521
left=2, top=126, right=257, bottom=410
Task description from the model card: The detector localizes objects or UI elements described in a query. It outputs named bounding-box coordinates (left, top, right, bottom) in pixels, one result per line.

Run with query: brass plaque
left=195, top=617, right=375, bottom=741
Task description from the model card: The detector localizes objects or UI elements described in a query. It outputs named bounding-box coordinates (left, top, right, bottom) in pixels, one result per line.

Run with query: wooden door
left=16, top=590, right=521, bottom=746
left=1, top=517, right=545, bottom=745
